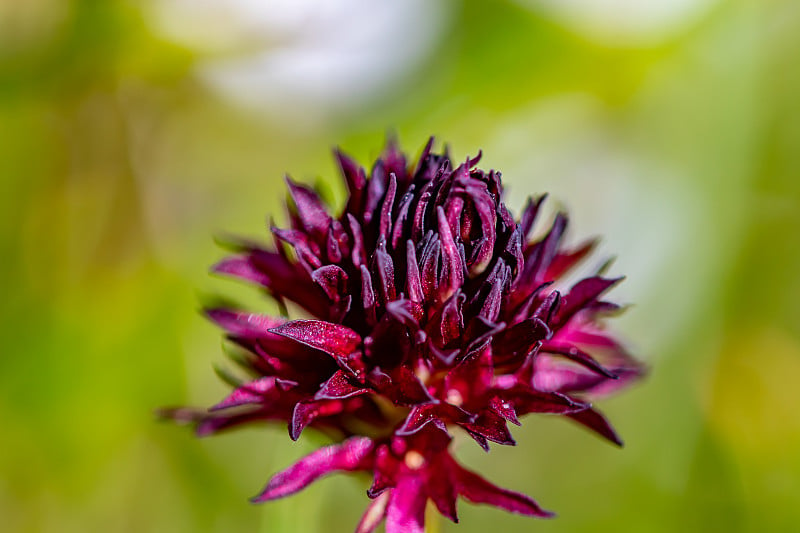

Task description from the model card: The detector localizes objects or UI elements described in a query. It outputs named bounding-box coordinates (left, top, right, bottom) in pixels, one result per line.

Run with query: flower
left=163, top=138, right=643, bottom=532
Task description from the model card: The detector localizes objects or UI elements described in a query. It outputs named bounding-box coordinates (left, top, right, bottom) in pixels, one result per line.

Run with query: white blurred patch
left=149, top=0, right=448, bottom=124
left=484, top=95, right=708, bottom=352
left=517, top=0, right=719, bottom=45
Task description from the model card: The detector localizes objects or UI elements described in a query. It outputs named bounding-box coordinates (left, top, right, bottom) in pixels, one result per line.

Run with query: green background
left=2, top=1, right=799, bottom=531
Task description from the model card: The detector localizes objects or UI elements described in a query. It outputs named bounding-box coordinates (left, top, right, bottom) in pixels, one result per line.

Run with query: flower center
left=404, top=450, right=426, bottom=470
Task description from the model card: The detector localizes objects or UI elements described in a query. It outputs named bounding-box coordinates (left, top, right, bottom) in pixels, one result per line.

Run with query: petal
left=205, top=309, right=284, bottom=339
left=252, top=436, right=374, bottom=502
left=311, top=264, right=348, bottom=303
left=211, top=376, right=278, bottom=410
left=378, top=173, right=397, bottom=242
left=373, top=241, right=397, bottom=303
left=541, top=343, right=618, bottom=379
left=288, top=399, right=349, bottom=440
left=285, top=177, right=332, bottom=237
left=553, top=276, right=623, bottom=328
left=567, top=407, right=624, bottom=446
left=405, top=240, right=424, bottom=304
left=437, top=206, right=465, bottom=299
left=385, top=477, right=427, bottom=533
left=454, top=463, right=554, bottom=518
left=211, top=255, right=270, bottom=286
left=518, top=194, right=546, bottom=242
left=269, top=320, right=361, bottom=359
left=525, top=212, right=567, bottom=283
left=461, top=410, right=516, bottom=446
left=356, top=491, right=390, bottom=533
left=315, top=370, right=368, bottom=400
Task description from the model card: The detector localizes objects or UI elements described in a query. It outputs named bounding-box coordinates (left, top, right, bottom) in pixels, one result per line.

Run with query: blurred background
left=1, top=0, right=799, bottom=531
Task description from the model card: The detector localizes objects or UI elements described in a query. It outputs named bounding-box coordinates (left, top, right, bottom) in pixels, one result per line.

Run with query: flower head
left=164, top=138, right=643, bottom=532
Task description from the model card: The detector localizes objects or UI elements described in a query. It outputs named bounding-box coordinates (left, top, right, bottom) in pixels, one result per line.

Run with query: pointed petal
left=269, top=320, right=361, bottom=359
left=406, top=240, right=424, bottom=304
left=315, top=370, right=369, bottom=400
left=567, top=407, right=623, bottom=446
left=374, top=241, right=397, bottom=303
left=360, top=264, right=378, bottom=325
left=211, top=376, right=278, bottom=411
left=553, top=276, right=623, bottom=327
left=427, top=463, right=459, bottom=523
left=211, top=255, right=271, bottom=286
left=345, top=213, right=366, bottom=268
left=437, top=206, right=464, bottom=299
left=205, top=309, right=284, bottom=338
left=378, top=173, right=397, bottom=242
left=289, top=399, right=347, bottom=440
left=311, top=265, right=348, bottom=302
left=252, top=436, right=374, bottom=502
left=461, top=410, right=516, bottom=446
left=285, top=177, right=332, bottom=237
left=519, top=194, right=546, bottom=242
left=541, top=343, right=618, bottom=379
left=455, top=463, right=554, bottom=518
left=356, top=491, right=390, bottom=533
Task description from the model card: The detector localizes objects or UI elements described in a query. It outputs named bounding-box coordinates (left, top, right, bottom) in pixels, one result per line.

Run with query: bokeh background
left=2, top=0, right=799, bottom=531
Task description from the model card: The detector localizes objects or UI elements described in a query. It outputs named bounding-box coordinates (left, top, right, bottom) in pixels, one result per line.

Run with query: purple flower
left=163, top=138, right=643, bottom=532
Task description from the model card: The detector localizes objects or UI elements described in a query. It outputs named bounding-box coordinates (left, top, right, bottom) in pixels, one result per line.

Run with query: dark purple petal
left=347, top=213, right=367, bottom=267
left=461, top=410, right=516, bottom=446
left=252, top=436, right=374, bottom=502
left=315, top=370, right=369, bottom=400
left=437, top=206, right=465, bottom=299
left=378, top=174, right=397, bottom=242
left=336, top=149, right=367, bottom=214
left=285, top=177, right=332, bottom=237
left=311, top=265, right=348, bottom=302
left=373, top=241, right=397, bottom=303
left=552, top=276, right=623, bottom=328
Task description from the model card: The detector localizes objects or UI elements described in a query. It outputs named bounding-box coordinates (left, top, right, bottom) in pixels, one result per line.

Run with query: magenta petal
left=285, top=177, right=332, bottom=237
left=356, top=491, right=390, bottom=533
left=211, top=376, right=277, bottom=410
left=252, top=436, right=374, bottom=502
left=289, top=400, right=347, bottom=440
left=212, top=255, right=271, bottom=286
left=385, top=477, right=427, bottom=533
left=454, top=463, right=554, bottom=518
left=541, top=343, right=618, bottom=379
left=270, top=320, right=361, bottom=359
left=427, top=465, right=459, bottom=522
left=205, top=309, right=284, bottom=338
